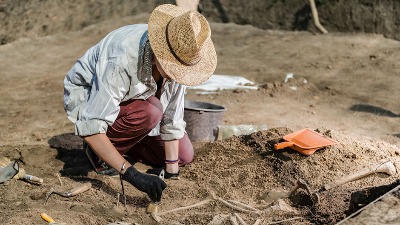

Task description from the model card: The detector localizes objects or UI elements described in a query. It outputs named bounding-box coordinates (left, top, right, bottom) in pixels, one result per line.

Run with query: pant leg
left=106, top=96, right=163, bottom=154
left=126, top=133, right=194, bottom=167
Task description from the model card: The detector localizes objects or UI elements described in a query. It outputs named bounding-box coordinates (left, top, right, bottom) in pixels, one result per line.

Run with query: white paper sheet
left=187, top=74, right=258, bottom=91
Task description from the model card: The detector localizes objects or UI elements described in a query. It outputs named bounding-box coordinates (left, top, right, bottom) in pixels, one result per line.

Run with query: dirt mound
left=180, top=128, right=400, bottom=224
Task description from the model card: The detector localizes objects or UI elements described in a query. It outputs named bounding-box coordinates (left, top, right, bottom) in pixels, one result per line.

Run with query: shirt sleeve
left=159, top=82, right=187, bottom=140
left=75, top=62, right=130, bottom=136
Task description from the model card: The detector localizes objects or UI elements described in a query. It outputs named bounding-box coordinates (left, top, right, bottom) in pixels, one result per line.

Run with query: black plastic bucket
left=184, top=100, right=226, bottom=142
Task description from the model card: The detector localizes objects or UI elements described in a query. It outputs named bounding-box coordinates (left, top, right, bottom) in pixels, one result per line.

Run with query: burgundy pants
left=106, top=96, right=194, bottom=167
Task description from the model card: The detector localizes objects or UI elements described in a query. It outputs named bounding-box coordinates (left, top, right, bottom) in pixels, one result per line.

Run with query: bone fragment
left=253, top=219, right=261, bottom=225
left=151, top=212, right=162, bottom=223
left=158, top=198, right=212, bottom=216
left=234, top=213, right=247, bottom=225
left=150, top=199, right=213, bottom=222
left=267, top=217, right=303, bottom=225
left=230, top=215, right=239, bottom=225
left=228, top=200, right=259, bottom=212
left=217, top=198, right=260, bottom=214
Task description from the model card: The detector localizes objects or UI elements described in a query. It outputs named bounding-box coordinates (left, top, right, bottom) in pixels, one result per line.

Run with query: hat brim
left=148, top=4, right=217, bottom=86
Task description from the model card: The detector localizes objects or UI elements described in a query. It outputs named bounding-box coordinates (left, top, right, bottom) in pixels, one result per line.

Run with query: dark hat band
left=165, top=19, right=201, bottom=66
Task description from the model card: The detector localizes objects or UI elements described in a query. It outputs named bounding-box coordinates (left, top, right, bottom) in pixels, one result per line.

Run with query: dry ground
left=0, top=12, right=399, bottom=225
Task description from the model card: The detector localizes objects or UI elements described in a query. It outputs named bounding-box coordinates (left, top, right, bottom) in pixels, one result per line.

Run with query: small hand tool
left=45, top=182, right=92, bottom=204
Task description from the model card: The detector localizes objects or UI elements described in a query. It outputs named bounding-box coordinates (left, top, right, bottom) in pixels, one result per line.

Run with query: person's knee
left=145, top=105, right=162, bottom=128
left=144, top=97, right=163, bottom=128
left=146, top=96, right=163, bottom=111
left=179, top=151, right=194, bottom=165
left=179, top=135, right=194, bottom=165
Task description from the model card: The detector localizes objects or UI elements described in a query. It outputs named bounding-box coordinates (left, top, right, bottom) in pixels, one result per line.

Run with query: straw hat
left=148, top=4, right=217, bottom=86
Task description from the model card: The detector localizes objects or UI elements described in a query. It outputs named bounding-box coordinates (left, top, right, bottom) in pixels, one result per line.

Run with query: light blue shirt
left=64, top=24, right=186, bottom=140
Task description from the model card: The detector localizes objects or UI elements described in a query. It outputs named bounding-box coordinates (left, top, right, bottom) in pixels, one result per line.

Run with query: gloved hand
left=122, top=166, right=167, bottom=202
left=146, top=168, right=180, bottom=180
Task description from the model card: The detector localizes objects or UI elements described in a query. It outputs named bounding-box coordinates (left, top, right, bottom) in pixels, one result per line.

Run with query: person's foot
left=146, top=167, right=180, bottom=180
left=84, top=143, right=119, bottom=176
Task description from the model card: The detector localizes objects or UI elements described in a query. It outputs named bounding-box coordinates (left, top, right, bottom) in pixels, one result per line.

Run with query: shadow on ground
left=350, top=104, right=399, bottom=117
left=48, top=133, right=92, bottom=176
left=347, top=179, right=400, bottom=215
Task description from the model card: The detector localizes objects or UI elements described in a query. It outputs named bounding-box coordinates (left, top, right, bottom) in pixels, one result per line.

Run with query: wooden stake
left=116, top=193, right=120, bottom=207
left=309, top=0, right=328, bottom=34
left=56, top=173, right=63, bottom=186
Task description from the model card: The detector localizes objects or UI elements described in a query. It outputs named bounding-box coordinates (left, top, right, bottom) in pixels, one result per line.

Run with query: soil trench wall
left=1, top=0, right=400, bottom=45
left=202, top=0, right=400, bottom=40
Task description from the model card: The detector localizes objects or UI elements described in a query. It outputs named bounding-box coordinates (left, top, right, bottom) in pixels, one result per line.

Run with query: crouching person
left=63, top=4, right=217, bottom=202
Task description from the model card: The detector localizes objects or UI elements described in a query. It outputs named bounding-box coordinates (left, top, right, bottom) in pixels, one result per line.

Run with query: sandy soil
left=0, top=11, right=400, bottom=225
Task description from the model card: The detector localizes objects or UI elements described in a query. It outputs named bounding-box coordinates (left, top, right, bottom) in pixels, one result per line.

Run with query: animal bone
left=230, top=215, right=239, bottom=225
left=157, top=198, right=212, bottom=216
left=151, top=212, right=162, bottom=223
left=324, top=160, right=396, bottom=190
left=253, top=219, right=261, bottom=225
left=267, top=217, right=303, bottom=225
left=150, top=198, right=212, bottom=222
left=234, top=213, right=246, bottom=225
left=227, top=200, right=259, bottom=212
left=217, top=197, right=260, bottom=214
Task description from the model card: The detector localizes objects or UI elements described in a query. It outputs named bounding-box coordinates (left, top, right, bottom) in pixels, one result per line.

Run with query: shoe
left=146, top=168, right=180, bottom=180
left=84, top=143, right=119, bottom=176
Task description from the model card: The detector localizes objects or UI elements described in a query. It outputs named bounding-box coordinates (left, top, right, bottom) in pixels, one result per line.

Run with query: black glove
left=146, top=168, right=180, bottom=180
left=122, top=166, right=167, bottom=202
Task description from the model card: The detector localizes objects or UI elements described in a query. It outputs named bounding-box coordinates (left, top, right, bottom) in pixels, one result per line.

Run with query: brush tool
left=0, top=157, right=43, bottom=184
left=40, top=213, right=67, bottom=225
